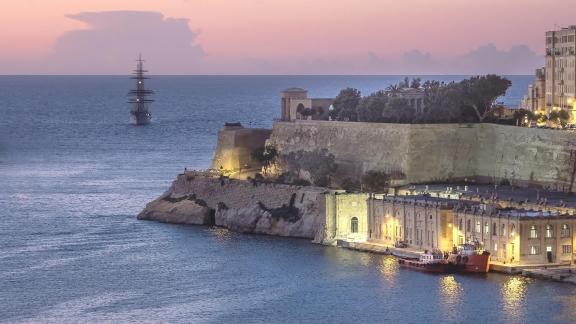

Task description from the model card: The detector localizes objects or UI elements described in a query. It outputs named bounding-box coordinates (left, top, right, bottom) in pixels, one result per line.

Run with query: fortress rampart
left=267, top=121, right=576, bottom=191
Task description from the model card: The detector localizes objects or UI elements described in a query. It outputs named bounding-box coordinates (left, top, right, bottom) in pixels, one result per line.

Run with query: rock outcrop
left=138, top=194, right=215, bottom=225
left=138, top=173, right=328, bottom=239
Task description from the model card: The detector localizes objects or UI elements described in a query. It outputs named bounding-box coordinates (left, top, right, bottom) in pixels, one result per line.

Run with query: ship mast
left=128, top=54, right=154, bottom=114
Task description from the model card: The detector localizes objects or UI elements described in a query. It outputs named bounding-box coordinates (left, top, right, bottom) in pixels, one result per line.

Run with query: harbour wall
left=268, top=121, right=576, bottom=191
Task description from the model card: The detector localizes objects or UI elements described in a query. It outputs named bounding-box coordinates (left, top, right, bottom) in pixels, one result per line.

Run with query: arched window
left=501, top=223, right=506, bottom=237
left=475, top=221, right=481, bottom=233
left=459, top=218, right=463, bottom=231
left=510, top=224, right=516, bottom=237
left=484, top=222, right=489, bottom=234
left=529, top=225, right=538, bottom=239
left=561, top=224, right=570, bottom=238
left=545, top=224, right=553, bottom=238
left=351, top=217, right=359, bottom=233
left=466, top=219, right=471, bottom=232
left=492, top=223, right=497, bottom=236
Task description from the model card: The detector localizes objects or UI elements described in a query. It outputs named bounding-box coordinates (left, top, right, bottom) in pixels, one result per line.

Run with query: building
left=545, top=26, right=576, bottom=111
left=521, top=68, right=546, bottom=112
left=279, top=87, right=427, bottom=122
left=280, top=88, right=334, bottom=121
left=327, top=189, right=576, bottom=266
left=522, top=26, right=576, bottom=117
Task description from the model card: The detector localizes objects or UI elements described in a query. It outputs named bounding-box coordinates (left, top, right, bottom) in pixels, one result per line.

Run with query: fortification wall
left=211, top=126, right=271, bottom=172
left=269, top=121, right=576, bottom=191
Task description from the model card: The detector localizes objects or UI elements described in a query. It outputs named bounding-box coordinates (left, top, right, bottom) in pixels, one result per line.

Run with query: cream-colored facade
left=324, top=192, right=369, bottom=243
left=367, top=196, right=454, bottom=252
left=328, top=193, right=576, bottom=265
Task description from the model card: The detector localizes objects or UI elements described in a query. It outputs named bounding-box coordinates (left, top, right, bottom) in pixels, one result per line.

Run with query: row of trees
left=329, top=75, right=512, bottom=124
left=513, top=108, right=571, bottom=127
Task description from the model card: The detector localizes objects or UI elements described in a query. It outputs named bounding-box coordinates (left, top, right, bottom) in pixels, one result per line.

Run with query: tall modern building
left=545, top=26, right=576, bottom=111
left=522, top=26, right=576, bottom=115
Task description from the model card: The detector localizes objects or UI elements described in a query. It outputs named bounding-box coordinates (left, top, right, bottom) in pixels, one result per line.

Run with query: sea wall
left=269, top=121, right=576, bottom=191
left=138, top=173, right=328, bottom=239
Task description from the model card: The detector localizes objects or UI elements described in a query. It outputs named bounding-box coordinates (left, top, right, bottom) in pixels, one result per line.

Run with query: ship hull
left=398, top=258, right=451, bottom=273
left=130, top=111, right=151, bottom=126
left=449, top=253, right=491, bottom=273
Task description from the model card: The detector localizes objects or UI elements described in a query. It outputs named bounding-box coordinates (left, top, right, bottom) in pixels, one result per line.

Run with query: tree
left=513, top=108, right=535, bottom=126
left=361, top=170, right=390, bottom=192
left=458, top=75, right=512, bottom=122
left=410, top=77, right=422, bottom=89
left=331, top=88, right=361, bottom=121
left=549, top=109, right=571, bottom=127
left=383, top=97, right=415, bottom=123
left=251, top=144, right=278, bottom=175
left=279, top=149, right=338, bottom=187
left=356, top=91, right=388, bottom=122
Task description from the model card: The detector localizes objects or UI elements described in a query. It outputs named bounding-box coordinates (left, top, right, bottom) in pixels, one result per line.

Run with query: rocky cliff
left=138, top=173, right=328, bottom=239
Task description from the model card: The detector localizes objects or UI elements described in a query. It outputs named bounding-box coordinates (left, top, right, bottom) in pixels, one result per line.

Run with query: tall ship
left=128, top=54, right=153, bottom=125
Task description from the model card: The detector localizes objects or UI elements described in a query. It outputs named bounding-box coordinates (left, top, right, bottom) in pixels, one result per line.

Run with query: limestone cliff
left=138, top=173, right=328, bottom=239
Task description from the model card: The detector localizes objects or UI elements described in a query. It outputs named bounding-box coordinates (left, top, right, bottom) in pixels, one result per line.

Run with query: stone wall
left=269, top=120, right=576, bottom=191
left=211, top=125, right=271, bottom=172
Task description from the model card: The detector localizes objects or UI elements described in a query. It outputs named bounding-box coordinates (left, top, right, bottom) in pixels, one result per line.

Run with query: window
left=529, top=225, right=538, bottom=239
left=494, top=243, right=498, bottom=252
left=510, top=224, right=516, bottom=237
left=476, top=221, right=481, bottom=233
left=545, top=224, right=553, bottom=238
left=561, top=224, right=570, bottom=238
left=459, top=218, right=463, bottom=231
left=492, top=223, right=497, bottom=236
left=562, top=245, right=572, bottom=254
left=530, top=246, right=540, bottom=255
left=501, top=223, right=506, bottom=237
left=351, top=217, right=358, bottom=233
left=467, top=219, right=471, bottom=232
left=484, top=222, right=489, bottom=234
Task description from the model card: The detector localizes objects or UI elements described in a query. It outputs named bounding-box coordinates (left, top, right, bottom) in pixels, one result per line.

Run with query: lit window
left=545, top=224, right=553, bottom=238
left=484, top=222, right=489, bottom=234
left=510, top=224, right=516, bottom=237
left=476, top=221, right=481, bottom=233
left=561, top=224, right=570, bottom=238
left=562, top=245, right=572, bottom=254
left=529, top=225, right=538, bottom=239
left=530, top=246, right=540, bottom=255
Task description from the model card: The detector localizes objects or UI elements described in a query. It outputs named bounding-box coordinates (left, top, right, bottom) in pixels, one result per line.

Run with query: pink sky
left=1, top=0, right=575, bottom=74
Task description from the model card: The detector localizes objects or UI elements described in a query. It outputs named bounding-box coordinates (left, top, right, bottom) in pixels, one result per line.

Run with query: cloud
left=364, top=44, right=542, bottom=75
left=47, top=11, right=204, bottom=74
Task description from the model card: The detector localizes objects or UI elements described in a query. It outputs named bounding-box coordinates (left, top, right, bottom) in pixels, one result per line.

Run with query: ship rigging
left=128, top=54, right=153, bottom=125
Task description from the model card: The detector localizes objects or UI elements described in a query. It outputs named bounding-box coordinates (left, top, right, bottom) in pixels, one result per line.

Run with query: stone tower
left=280, top=88, right=308, bottom=121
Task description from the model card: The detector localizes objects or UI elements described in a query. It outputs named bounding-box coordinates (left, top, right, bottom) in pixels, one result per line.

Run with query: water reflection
left=501, top=276, right=529, bottom=321
left=439, top=275, right=462, bottom=307
left=207, top=227, right=234, bottom=243
left=378, top=256, right=399, bottom=284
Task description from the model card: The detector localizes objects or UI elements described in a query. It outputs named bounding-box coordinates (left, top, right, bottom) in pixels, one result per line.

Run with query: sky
left=1, top=0, right=575, bottom=75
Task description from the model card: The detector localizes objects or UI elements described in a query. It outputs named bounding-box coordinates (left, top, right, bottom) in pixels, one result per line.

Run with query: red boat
left=398, top=250, right=451, bottom=273
left=447, top=242, right=491, bottom=273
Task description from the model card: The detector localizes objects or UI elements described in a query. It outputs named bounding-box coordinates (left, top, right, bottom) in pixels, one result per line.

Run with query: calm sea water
left=2, top=75, right=576, bottom=323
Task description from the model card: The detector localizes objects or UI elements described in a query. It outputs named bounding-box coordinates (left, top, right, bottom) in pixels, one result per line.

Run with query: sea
left=1, top=75, right=576, bottom=323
